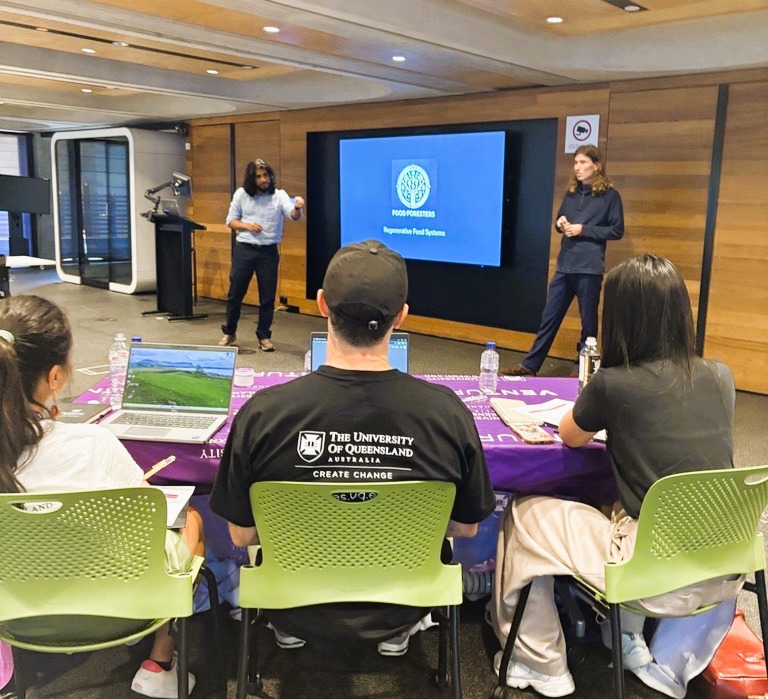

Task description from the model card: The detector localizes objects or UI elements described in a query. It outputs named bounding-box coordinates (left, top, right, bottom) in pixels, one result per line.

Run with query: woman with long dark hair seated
left=492, top=255, right=741, bottom=697
left=0, top=295, right=204, bottom=698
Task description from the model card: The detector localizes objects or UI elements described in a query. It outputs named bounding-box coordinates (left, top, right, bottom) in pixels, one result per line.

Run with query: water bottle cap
left=586, top=336, right=597, bottom=347
left=485, top=341, right=496, bottom=349
left=114, top=332, right=127, bottom=341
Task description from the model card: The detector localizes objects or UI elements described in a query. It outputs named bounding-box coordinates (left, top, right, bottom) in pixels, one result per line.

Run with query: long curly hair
left=566, top=145, right=613, bottom=195
left=243, top=159, right=276, bottom=196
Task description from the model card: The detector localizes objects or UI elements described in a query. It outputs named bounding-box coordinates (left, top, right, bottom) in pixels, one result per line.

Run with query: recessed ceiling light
left=206, top=69, right=219, bottom=75
left=81, top=48, right=97, bottom=54
left=392, top=55, right=406, bottom=62
left=624, top=4, right=642, bottom=10
left=112, top=41, right=130, bottom=47
left=35, top=26, right=48, bottom=32
left=263, top=26, right=280, bottom=33
left=546, top=16, right=564, bottom=24
left=81, top=88, right=93, bottom=93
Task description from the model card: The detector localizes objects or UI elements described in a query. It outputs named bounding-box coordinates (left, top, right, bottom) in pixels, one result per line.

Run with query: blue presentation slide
left=339, top=131, right=506, bottom=266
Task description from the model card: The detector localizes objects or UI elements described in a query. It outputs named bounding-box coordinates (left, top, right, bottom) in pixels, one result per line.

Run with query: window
left=0, top=133, right=32, bottom=255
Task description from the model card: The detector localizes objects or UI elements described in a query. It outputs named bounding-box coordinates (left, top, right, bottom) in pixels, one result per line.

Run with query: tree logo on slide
left=297, top=431, right=326, bottom=462
left=396, top=164, right=431, bottom=209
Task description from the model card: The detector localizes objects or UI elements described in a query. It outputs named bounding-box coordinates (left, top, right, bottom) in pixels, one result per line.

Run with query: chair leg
left=8, top=646, right=27, bottom=699
left=437, top=606, right=449, bottom=689
left=495, top=581, right=532, bottom=691
left=236, top=608, right=252, bottom=699
left=449, top=604, right=463, bottom=699
left=609, top=603, right=624, bottom=699
left=247, top=611, right=262, bottom=695
left=177, top=618, right=189, bottom=699
left=199, top=564, right=227, bottom=693
left=754, top=569, right=768, bottom=678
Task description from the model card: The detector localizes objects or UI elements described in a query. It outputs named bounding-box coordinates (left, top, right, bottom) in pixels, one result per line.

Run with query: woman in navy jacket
left=503, top=145, right=624, bottom=376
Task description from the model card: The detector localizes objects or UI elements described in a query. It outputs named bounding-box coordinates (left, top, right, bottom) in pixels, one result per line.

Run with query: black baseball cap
left=322, top=240, right=408, bottom=328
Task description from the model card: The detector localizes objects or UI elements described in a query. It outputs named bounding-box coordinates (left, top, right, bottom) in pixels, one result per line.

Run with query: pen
left=144, top=455, right=176, bottom=481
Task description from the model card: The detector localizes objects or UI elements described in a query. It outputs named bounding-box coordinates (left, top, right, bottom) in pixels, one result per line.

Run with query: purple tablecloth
left=78, top=373, right=614, bottom=502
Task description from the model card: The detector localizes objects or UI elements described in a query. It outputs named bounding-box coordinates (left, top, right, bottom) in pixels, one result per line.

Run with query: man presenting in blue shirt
left=219, top=159, right=304, bottom=351
left=502, top=145, right=624, bottom=376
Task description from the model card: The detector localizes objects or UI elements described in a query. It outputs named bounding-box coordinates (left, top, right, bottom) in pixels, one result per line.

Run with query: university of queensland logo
left=297, top=431, right=326, bottom=463
left=396, top=164, right=431, bottom=209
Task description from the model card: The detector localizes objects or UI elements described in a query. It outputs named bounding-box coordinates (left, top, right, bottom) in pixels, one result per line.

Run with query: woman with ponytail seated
left=0, top=295, right=204, bottom=699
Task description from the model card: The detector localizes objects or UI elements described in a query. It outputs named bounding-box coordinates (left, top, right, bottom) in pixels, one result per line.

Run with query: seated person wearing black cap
left=209, top=239, right=494, bottom=654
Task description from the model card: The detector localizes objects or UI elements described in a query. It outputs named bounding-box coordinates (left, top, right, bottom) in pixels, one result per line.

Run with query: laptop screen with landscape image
left=122, top=343, right=235, bottom=413
left=99, top=343, right=238, bottom=443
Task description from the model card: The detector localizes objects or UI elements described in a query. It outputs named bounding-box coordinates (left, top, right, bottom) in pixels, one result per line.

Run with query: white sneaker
left=267, top=622, right=306, bottom=649
left=494, top=652, right=575, bottom=698
left=377, top=614, right=437, bottom=657
left=377, top=626, right=415, bottom=657
left=131, top=657, right=196, bottom=698
left=599, top=619, right=653, bottom=670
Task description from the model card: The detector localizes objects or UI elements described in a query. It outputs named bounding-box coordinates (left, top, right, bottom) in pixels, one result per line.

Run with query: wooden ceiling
left=0, top=0, right=766, bottom=132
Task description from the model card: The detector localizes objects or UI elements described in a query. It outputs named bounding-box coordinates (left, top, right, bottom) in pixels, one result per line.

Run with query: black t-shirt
left=210, top=366, right=495, bottom=528
left=573, top=358, right=735, bottom=517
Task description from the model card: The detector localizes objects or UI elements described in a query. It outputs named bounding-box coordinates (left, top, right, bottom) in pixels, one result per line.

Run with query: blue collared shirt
left=226, top=187, right=298, bottom=245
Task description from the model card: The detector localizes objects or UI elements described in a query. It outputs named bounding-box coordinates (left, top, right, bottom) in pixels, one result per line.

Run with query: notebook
left=490, top=397, right=607, bottom=442
left=491, top=398, right=574, bottom=427
left=99, top=342, right=238, bottom=443
left=57, top=401, right=112, bottom=424
left=153, top=485, right=195, bottom=528
left=309, top=332, right=410, bottom=372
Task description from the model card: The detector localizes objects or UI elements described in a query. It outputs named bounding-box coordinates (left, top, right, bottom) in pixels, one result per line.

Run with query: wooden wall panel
left=187, top=70, right=768, bottom=393
left=273, top=86, right=612, bottom=363
left=606, top=85, right=719, bottom=321
left=189, top=124, right=231, bottom=301
left=191, top=120, right=284, bottom=307
left=705, top=81, right=768, bottom=393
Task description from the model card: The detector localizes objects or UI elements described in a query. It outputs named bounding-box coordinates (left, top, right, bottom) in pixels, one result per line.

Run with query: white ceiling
left=0, top=0, right=767, bottom=133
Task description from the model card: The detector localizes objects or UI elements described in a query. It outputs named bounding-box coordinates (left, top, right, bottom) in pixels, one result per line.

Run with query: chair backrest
left=604, top=465, right=768, bottom=603
left=240, top=480, right=462, bottom=610
left=0, top=488, right=194, bottom=622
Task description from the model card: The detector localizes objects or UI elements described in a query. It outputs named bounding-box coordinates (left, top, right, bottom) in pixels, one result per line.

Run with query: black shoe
left=499, top=364, right=537, bottom=377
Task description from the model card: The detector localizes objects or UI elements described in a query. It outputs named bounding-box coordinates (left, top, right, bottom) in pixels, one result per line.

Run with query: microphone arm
left=143, top=180, right=174, bottom=213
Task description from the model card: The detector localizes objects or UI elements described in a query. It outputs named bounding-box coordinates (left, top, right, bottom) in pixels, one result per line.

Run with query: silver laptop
left=309, top=332, right=410, bottom=372
left=160, top=199, right=181, bottom=216
left=100, top=342, right=238, bottom=443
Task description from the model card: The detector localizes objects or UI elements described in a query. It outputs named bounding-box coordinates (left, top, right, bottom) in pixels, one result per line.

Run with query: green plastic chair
left=494, top=464, right=768, bottom=699
left=236, top=480, right=464, bottom=699
left=0, top=487, right=223, bottom=699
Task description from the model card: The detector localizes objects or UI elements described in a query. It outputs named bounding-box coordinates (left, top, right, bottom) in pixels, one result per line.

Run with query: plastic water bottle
left=578, top=336, right=600, bottom=394
left=108, top=332, right=129, bottom=410
left=479, top=342, right=500, bottom=394
left=463, top=568, right=493, bottom=601
left=304, top=350, right=312, bottom=373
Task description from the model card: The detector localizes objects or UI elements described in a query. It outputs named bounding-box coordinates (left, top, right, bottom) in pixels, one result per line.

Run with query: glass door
left=55, top=137, right=131, bottom=287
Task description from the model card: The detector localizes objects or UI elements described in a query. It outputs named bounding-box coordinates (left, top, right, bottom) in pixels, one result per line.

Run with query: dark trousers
left=522, top=271, right=603, bottom=372
left=222, top=242, right=279, bottom=340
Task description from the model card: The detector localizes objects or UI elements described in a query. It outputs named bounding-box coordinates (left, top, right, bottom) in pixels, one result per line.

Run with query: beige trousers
left=491, top=495, right=743, bottom=676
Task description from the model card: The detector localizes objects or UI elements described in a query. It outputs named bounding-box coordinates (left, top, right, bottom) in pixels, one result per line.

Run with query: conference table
left=77, top=373, right=614, bottom=572
left=78, top=371, right=613, bottom=499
